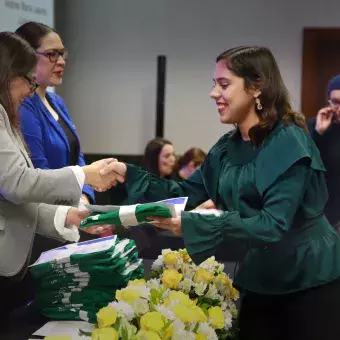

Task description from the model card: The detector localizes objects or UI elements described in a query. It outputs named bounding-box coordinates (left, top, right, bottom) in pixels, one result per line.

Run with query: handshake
left=82, top=158, right=127, bottom=192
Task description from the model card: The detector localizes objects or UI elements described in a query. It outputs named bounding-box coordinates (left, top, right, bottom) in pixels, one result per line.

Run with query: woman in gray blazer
left=0, top=32, right=121, bottom=320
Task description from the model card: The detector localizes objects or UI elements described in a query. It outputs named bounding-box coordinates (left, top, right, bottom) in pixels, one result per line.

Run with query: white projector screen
left=0, top=0, right=54, bottom=31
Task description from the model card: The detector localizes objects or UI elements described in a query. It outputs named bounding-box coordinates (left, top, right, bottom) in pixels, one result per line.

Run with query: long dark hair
left=0, top=32, right=37, bottom=129
left=15, top=21, right=55, bottom=49
left=143, top=138, right=173, bottom=176
left=216, top=46, right=307, bottom=145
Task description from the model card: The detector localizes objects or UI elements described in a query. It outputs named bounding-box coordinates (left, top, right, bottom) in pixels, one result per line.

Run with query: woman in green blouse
left=104, top=46, right=340, bottom=340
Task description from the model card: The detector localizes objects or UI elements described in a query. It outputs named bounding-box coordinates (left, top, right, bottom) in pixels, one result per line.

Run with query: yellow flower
left=208, top=306, right=225, bottom=329
left=164, top=290, right=195, bottom=307
left=173, top=304, right=207, bottom=323
left=163, top=251, right=181, bottom=266
left=136, top=330, right=162, bottom=340
left=194, top=268, right=214, bottom=284
left=128, top=278, right=146, bottom=286
left=196, top=333, right=208, bottom=340
left=230, top=286, right=240, bottom=301
left=92, top=327, right=118, bottom=340
left=179, top=249, right=192, bottom=263
left=161, top=269, right=182, bottom=289
left=116, top=287, right=142, bottom=304
left=214, top=273, right=232, bottom=289
left=140, top=311, right=165, bottom=333
left=96, top=306, right=117, bottom=328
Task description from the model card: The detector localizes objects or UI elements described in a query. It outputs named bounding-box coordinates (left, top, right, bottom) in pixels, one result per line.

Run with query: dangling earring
left=255, top=97, right=263, bottom=110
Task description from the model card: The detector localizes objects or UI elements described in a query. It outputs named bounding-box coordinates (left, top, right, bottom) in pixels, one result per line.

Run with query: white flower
left=216, top=262, right=225, bottom=273
left=132, top=298, right=149, bottom=315
left=224, top=310, right=233, bottom=331
left=146, top=278, right=162, bottom=291
left=155, top=304, right=176, bottom=320
left=172, top=325, right=196, bottom=340
left=197, top=323, right=218, bottom=340
left=151, top=255, right=164, bottom=271
left=178, top=278, right=193, bottom=294
left=194, top=282, right=207, bottom=296
left=129, top=285, right=151, bottom=300
left=162, top=288, right=171, bottom=299
left=109, top=301, right=134, bottom=321
left=199, top=257, right=217, bottom=272
left=162, top=248, right=172, bottom=255
left=220, top=301, right=228, bottom=311
left=199, top=262, right=215, bottom=273
left=173, top=257, right=183, bottom=271
left=181, top=264, right=196, bottom=280
left=228, top=301, right=238, bottom=318
left=205, top=284, right=219, bottom=300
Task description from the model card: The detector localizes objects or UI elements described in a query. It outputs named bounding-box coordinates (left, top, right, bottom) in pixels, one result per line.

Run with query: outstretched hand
left=93, top=161, right=127, bottom=192
left=82, top=158, right=126, bottom=192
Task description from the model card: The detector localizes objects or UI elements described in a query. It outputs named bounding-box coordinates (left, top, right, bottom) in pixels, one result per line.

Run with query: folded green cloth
left=41, top=305, right=98, bottom=323
left=36, top=288, right=115, bottom=307
left=30, top=239, right=137, bottom=280
left=31, top=247, right=138, bottom=280
left=80, top=203, right=172, bottom=229
left=37, top=260, right=144, bottom=289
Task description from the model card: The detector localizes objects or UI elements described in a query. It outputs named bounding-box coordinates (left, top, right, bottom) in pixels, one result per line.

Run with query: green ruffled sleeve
left=181, top=125, right=328, bottom=265
left=125, top=164, right=209, bottom=209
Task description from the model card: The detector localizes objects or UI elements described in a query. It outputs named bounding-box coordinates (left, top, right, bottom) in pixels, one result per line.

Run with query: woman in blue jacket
left=16, top=22, right=94, bottom=205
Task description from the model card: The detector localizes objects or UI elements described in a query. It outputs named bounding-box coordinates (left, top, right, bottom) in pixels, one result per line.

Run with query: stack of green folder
left=30, top=236, right=144, bottom=323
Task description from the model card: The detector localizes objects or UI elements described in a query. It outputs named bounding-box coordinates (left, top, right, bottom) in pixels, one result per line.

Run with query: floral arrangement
left=90, top=249, right=239, bottom=340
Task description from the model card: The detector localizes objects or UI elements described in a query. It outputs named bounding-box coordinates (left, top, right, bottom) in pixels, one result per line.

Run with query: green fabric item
left=30, top=239, right=137, bottom=280
left=80, top=203, right=172, bottom=228
left=122, top=123, right=340, bottom=295
left=37, top=260, right=144, bottom=290
left=36, top=288, right=115, bottom=307
left=41, top=305, right=98, bottom=323
left=31, top=249, right=138, bottom=280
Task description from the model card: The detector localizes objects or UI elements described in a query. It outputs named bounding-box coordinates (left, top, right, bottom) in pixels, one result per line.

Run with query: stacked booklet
left=29, top=236, right=143, bottom=323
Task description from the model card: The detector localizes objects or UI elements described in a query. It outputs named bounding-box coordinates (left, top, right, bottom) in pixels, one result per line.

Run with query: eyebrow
left=213, top=77, right=231, bottom=83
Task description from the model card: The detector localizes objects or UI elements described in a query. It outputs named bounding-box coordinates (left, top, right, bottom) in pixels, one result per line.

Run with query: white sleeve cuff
left=70, top=165, right=86, bottom=190
left=54, top=205, right=80, bottom=242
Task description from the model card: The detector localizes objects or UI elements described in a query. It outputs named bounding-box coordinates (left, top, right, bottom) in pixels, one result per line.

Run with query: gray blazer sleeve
left=0, top=106, right=82, bottom=205
left=35, top=204, right=66, bottom=242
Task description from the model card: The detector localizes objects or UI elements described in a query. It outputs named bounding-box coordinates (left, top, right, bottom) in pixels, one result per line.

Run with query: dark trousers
left=238, top=278, right=340, bottom=340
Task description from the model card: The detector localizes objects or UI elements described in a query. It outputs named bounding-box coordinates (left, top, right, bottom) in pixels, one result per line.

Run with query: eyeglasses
left=24, top=75, right=39, bottom=93
left=329, top=99, right=340, bottom=108
left=36, top=48, right=68, bottom=63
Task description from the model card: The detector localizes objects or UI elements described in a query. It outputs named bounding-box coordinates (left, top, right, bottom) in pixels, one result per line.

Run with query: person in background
left=307, top=75, right=340, bottom=227
left=172, top=147, right=206, bottom=181
left=143, top=138, right=176, bottom=178
left=16, top=22, right=94, bottom=206
left=0, top=32, right=120, bottom=322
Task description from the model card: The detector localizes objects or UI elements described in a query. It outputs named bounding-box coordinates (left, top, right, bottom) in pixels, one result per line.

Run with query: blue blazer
left=19, top=92, right=95, bottom=202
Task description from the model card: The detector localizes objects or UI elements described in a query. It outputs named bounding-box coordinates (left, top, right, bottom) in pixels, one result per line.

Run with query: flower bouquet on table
left=89, top=248, right=239, bottom=340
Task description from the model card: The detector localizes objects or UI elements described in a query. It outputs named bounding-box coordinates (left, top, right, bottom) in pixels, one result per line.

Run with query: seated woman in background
left=143, top=138, right=176, bottom=178
left=173, top=147, right=206, bottom=181
left=16, top=22, right=95, bottom=205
